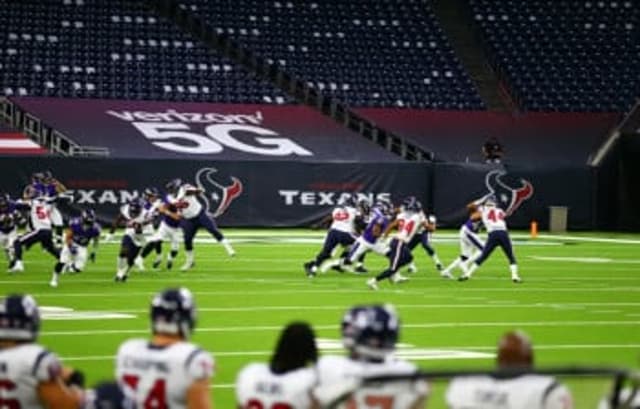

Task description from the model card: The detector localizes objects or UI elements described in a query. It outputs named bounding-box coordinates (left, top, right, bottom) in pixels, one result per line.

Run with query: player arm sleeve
left=185, top=349, right=215, bottom=381
left=543, top=382, right=574, bottom=409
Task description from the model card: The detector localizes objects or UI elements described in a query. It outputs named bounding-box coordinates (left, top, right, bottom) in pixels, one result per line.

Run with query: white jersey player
left=116, top=287, right=214, bottom=409
left=459, top=196, right=520, bottom=283
left=236, top=322, right=319, bottom=409
left=446, top=331, right=573, bottom=409
left=367, top=197, right=428, bottom=290
left=442, top=203, right=485, bottom=279
left=314, top=304, right=428, bottom=409
left=114, top=198, right=155, bottom=282
left=0, top=294, right=85, bottom=409
left=138, top=187, right=183, bottom=270
left=10, top=192, right=59, bottom=273
left=304, top=195, right=362, bottom=277
left=166, top=178, right=234, bottom=271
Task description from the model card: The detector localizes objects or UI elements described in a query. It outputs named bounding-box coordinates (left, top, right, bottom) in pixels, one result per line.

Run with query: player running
left=303, top=195, right=362, bottom=277
left=0, top=193, right=20, bottom=265
left=441, top=202, right=485, bottom=279
left=115, top=287, right=214, bottom=409
left=50, top=209, right=101, bottom=288
left=9, top=187, right=60, bottom=273
left=458, top=195, right=521, bottom=283
left=366, top=197, right=428, bottom=290
left=404, top=199, right=445, bottom=276
left=113, top=198, right=154, bottom=282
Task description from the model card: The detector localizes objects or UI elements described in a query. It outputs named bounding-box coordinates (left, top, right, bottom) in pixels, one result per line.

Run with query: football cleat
left=9, top=260, right=24, bottom=273
left=134, top=256, right=145, bottom=271
left=180, top=261, right=194, bottom=272
left=49, top=279, right=58, bottom=288
left=331, top=265, right=345, bottom=273
left=436, top=262, right=444, bottom=271
left=366, top=278, right=379, bottom=290
left=512, top=276, right=522, bottom=283
left=166, top=259, right=173, bottom=270
left=407, top=264, right=418, bottom=274
left=152, top=258, right=162, bottom=269
left=114, top=275, right=128, bottom=283
left=440, top=271, right=454, bottom=280
left=354, top=265, right=368, bottom=274
left=458, top=275, right=470, bottom=282
left=303, top=261, right=315, bottom=277
left=390, top=273, right=409, bottom=283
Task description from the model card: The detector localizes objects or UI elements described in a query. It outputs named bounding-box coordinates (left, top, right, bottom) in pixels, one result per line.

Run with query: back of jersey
left=317, top=355, right=428, bottom=409
left=331, top=206, right=357, bottom=233
left=115, top=339, right=214, bottom=409
left=480, top=205, right=508, bottom=233
left=236, top=363, right=317, bottom=409
left=0, top=344, right=61, bottom=409
left=446, top=375, right=572, bottom=409
left=29, top=198, right=52, bottom=231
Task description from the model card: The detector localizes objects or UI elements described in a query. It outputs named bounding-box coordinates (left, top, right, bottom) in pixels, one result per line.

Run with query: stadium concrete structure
left=0, top=0, right=638, bottom=230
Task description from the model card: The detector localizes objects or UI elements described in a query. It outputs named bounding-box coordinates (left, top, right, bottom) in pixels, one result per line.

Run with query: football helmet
left=484, top=195, right=498, bottom=207
left=150, top=287, right=196, bottom=339
left=357, top=198, right=371, bottom=216
left=0, top=294, right=41, bottom=341
left=143, top=187, right=159, bottom=200
left=81, top=208, right=97, bottom=226
left=403, top=196, right=422, bottom=212
left=339, top=194, right=357, bottom=208
left=165, top=178, right=182, bottom=195
left=42, top=170, right=54, bottom=183
left=90, top=381, right=134, bottom=409
left=341, top=304, right=399, bottom=361
left=0, top=193, right=9, bottom=211
left=128, top=199, right=143, bottom=218
left=373, top=198, right=393, bottom=216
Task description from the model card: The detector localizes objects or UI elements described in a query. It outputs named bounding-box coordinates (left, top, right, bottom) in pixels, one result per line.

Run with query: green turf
left=3, top=229, right=640, bottom=407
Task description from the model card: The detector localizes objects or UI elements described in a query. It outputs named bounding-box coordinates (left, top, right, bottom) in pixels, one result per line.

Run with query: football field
left=3, top=229, right=640, bottom=408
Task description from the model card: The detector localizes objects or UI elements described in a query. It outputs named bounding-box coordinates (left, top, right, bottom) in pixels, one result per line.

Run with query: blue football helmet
left=81, top=209, right=96, bottom=226
left=128, top=199, right=143, bottom=218
left=357, top=198, right=371, bottom=216
left=403, top=196, right=422, bottom=212
left=165, top=178, right=182, bottom=195
left=90, top=381, right=134, bottom=409
left=150, top=287, right=196, bottom=339
left=0, top=193, right=9, bottom=211
left=0, top=294, right=40, bottom=341
left=341, top=304, right=399, bottom=361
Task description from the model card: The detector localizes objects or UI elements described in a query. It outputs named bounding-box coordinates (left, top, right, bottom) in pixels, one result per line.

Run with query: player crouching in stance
left=0, top=294, right=86, bottom=408
left=166, top=178, right=235, bottom=271
left=115, top=287, right=214, bottom=409
left=114, top=198, right=153, bottom=282
left=366, top=197, right=428, bottom=290
left=236, top=322, right=319, bottom=409
left=458, top=195, right=521, bottom=283
left=313, top=304, right=428, bottom=409
left=441, top=202, right=485, bottom=279
left=50, top=209, right=100, bottom=288
left=446, top=330, right=573, bottom=409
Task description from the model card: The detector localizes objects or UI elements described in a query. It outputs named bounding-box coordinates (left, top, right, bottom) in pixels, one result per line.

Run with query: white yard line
left=41, top=320, right=640, bottom=336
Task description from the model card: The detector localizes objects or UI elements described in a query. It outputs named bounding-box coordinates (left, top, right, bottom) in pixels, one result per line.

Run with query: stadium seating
left=179, top=0, right=485, bottom=109
left=469, top=0, right=640, bottom=112
left=0, top=0, right=484, bottom=109
left=0, top=0, right=291, bottom=104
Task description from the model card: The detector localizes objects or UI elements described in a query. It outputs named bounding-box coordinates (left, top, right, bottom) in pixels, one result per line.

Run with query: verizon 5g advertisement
left=9, top=98, right=401, bottom=162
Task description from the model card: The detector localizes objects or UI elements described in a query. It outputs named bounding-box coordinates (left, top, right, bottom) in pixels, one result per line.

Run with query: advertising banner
left=0, top=158, right=430, bottom=227
left=9, top=98, right=402, bottom=162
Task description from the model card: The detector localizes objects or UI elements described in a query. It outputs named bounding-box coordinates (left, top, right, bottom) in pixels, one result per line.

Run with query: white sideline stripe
left=530, top=256, right=640, bottom=264
left=58, top=344, right=640, bottom=363
left=25, top=287, right=640, bottom=298
left=85, top=302, right=640, bottom=314
left=41, top=321, right=640, bottom=336
left=536, top=234, right=640, bottom=245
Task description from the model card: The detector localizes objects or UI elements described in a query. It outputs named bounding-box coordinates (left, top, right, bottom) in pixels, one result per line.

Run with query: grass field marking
left=40, top=306, right=136, bottom=320
left=530, top=256, right=640, bottom=264
left=40, top=320, right=640, bottom=337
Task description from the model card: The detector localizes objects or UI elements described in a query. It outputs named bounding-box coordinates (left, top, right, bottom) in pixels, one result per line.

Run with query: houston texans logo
left=482, top=170, right=534, bottom=215
left=195, top=167, right=243, bottom=217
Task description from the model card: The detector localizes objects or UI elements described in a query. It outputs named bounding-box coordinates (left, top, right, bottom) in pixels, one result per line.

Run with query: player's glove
left=89, top=251, right=96, bottom=263
left=65, top=369, right=86, bottom=388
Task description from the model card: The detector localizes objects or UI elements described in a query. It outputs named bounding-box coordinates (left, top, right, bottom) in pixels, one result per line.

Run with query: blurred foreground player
left=314, top=304, right=428, bottom=409
left=446, top=330, right=573, bottom=409
left=0, top=293, right=86, bottom=408
left=236, top=322, right=319, bottom=409
left=116, top=287, right=214, bottom=409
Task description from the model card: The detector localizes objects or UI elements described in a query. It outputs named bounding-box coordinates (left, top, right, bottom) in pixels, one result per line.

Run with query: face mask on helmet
left=341, top=304, right=399, bottom=361
left=165, top=179, right=182, bottom=195
left=150, top=287, right=196, bottom=339
left=0, top=294, right=40, bottom=342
